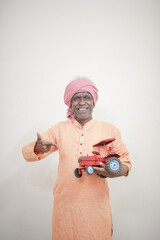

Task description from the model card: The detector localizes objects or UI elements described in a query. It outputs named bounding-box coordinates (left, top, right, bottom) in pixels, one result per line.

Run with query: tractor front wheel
left=86, top=165, right=94, bottom=175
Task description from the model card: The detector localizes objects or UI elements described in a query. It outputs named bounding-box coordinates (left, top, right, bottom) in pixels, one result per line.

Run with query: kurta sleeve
left=112, top=127, right=132, bottom=176
left=22, top=126, right=58, bottom=162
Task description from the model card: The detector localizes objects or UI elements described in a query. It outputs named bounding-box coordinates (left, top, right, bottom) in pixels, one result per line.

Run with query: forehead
left=72, top=92, right=92, bottom=98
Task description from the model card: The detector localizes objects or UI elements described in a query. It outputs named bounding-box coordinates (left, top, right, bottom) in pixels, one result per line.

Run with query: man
left=22, top=77, right=131, bottom=240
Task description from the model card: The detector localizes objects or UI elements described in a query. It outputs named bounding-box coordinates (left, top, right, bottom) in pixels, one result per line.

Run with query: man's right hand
left=34, top=133, right=58, bottom=154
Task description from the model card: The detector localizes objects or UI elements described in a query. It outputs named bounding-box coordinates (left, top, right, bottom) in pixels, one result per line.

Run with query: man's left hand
left=93, top=162, right=129, bottom=178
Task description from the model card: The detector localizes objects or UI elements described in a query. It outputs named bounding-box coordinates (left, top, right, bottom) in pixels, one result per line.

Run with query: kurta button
left=80, top=143, right=82, bottom=145
left=80, top=152, right=82, bottom=154
left=82, top=134, right=84, bottom=136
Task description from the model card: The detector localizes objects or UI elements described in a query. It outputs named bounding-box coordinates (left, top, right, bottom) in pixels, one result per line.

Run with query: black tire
left=86, top=165, right=94, bottom=175
left=97, top=173, right=107, bottom=178
left=74, top=168, right=82, bottom=178
left=106, top=157, right=122, bottom=174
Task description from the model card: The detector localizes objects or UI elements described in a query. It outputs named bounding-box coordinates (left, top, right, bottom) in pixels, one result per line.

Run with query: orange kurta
left=22, top=119, right=131, bottom=240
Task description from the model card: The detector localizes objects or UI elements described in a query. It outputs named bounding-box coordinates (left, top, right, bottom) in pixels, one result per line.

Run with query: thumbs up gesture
left=34, top=133, right=58, bottom=154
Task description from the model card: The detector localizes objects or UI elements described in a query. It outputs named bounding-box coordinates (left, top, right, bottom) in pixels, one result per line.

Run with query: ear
left=70, top=98, right=72, bottom=106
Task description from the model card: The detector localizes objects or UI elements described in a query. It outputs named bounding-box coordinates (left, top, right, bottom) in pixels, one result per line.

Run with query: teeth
left=79, top=108, right=86, bottom=110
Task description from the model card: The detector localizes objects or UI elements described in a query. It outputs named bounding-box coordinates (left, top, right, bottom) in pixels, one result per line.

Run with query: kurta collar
left=72, top=118, right=95, bottom=130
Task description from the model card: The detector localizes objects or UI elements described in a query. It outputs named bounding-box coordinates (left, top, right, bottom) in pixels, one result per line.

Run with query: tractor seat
left=92, top=151, right=100, bottom=155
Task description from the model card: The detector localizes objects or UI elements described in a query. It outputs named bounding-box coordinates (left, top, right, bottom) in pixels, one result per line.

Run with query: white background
left=1, top=0, right=160, bottom=239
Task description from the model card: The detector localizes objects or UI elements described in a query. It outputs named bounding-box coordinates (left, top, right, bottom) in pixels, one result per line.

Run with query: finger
left=41, top=143, right=58, bottom=153
left=45, top=142, right=58, bottom=148
left=43, top=148, right=49, bottom=153
left=93, top=167, right=107, bottom=176
left=93, top=166, right=106, bottom=173
left=44, top=145, right=48, bottom=150
left=36, top=132, right=42, bottom=141
left=41, top=145, right=50, bottom=153
left=50, top=143, right=58, bottom=148
left=98, top=162, right=106, bottom=169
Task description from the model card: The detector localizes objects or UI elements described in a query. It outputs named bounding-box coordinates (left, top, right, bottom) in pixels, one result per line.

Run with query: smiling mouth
left=76, top=107, right=88, bottom=111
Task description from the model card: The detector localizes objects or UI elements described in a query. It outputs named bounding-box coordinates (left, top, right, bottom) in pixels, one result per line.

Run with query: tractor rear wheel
left=106, top=157, right=122, bottom=174
left=74, top=168, right=82, bottom=178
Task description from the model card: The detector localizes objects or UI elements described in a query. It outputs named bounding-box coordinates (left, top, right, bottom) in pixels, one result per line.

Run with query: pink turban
left=64, top=77, right=98, bottom=120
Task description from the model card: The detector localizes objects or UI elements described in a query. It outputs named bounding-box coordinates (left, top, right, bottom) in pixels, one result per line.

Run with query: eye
left=73, top=96, right=80, bottom=101
left=84, top=95, right=91, bottom=100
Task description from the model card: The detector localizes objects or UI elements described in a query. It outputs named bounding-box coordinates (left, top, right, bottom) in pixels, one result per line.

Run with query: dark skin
left=71, top=92, right=94, bottom=127
left=34, top=91, right=129, bottom=177
left=34, top=133, right=57, bottom=154
left=94, top=162, right=129, bottom=178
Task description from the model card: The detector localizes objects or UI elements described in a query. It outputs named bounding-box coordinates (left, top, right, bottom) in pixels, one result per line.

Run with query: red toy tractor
left=74, top=138, right=122, bottom=178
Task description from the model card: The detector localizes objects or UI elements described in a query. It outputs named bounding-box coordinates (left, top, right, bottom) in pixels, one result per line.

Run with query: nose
left=79, top=97, right=85, bottom=105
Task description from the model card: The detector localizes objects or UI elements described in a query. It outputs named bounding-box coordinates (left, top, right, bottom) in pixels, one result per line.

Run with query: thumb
left=45, top=142, right=58, bottom=148
left=50, top=142, right=58, bottom=148
left=36, top=132, right=42, bottom=141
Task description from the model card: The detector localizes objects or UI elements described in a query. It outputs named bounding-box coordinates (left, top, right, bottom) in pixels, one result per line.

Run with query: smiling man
left=71, top=92, right=94, bottom=125
left=22, top=77, right=131, bottom=240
